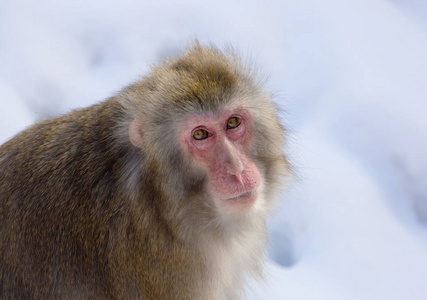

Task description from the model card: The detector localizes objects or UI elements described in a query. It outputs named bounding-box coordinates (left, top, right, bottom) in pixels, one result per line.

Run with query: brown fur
left=0, top=44, right=289, bottom=299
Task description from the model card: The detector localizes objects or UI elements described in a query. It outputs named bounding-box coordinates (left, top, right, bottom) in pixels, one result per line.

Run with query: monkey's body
left=0, top=100, right=202, bottom=298
left=0, top=45, right=288, bottom=299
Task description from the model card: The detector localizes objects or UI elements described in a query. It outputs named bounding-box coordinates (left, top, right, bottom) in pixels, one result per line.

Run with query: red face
left=180, top=108, right=261, bottom=212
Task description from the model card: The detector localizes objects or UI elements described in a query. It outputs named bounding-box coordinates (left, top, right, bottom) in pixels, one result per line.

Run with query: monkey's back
left=0, top=100, right=134, bottom=298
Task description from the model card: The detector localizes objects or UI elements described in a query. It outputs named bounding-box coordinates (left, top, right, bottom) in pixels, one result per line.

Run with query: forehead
left=158, top=52, right=240, bottom=110
left=179, top=105, right=250, bottom=129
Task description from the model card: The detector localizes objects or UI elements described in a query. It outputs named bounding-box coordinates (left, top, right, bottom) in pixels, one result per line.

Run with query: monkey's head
left=120, top=44, right=288, bottom=237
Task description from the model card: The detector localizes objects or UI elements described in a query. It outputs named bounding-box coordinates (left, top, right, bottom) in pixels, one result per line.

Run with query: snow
left=1, top=0, right=427, bottom=299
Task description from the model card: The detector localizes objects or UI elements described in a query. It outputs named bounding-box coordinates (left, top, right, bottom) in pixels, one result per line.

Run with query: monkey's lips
left=224, top=190, right=258, bottom=211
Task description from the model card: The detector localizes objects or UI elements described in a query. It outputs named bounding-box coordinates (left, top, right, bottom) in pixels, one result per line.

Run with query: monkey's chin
left=222, top=190, right=258, bottom=212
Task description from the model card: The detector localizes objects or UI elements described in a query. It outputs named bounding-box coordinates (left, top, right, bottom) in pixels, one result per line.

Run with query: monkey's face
left=180, top=106, right=261, bottom=212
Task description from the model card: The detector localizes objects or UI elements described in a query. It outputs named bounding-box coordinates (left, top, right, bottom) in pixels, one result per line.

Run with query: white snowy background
left=1, top=0, right=427, bottom=299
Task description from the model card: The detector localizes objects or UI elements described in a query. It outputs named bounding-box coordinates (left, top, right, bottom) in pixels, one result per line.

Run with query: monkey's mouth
left=228, top=190, right=255, bottom=201
left=223, top=190, right=258, bottom=211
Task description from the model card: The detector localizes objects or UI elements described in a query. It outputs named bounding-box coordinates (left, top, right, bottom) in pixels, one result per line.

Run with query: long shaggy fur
left=0, top=44, right=289, bottom=299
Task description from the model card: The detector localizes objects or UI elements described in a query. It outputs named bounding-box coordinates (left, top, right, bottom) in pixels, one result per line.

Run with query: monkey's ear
left=129, top=119, right=144, bottom=148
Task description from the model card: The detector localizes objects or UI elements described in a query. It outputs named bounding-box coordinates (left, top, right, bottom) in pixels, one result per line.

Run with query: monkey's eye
left=193, top=129, right=210, bottom=140
left=226, top=117, right=241, bottom=129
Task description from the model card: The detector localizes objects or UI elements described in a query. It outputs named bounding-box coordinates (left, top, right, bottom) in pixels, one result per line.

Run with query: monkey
left=0, top=43, right=289, bottom=299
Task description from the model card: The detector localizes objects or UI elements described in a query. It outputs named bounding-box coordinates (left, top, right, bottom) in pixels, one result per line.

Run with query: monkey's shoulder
left=0, top=99, right=129, bottom=194
left=0, top=99, right=123, bottom=157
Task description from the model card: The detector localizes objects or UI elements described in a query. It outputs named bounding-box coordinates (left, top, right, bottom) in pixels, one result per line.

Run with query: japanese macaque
left=0, top=43, right=289, bottom=299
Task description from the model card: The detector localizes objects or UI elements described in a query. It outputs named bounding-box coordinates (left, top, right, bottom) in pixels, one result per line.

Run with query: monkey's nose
left=233, top=173, right=243, bottom=185
left=226, top=160, right=244, bottom=184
